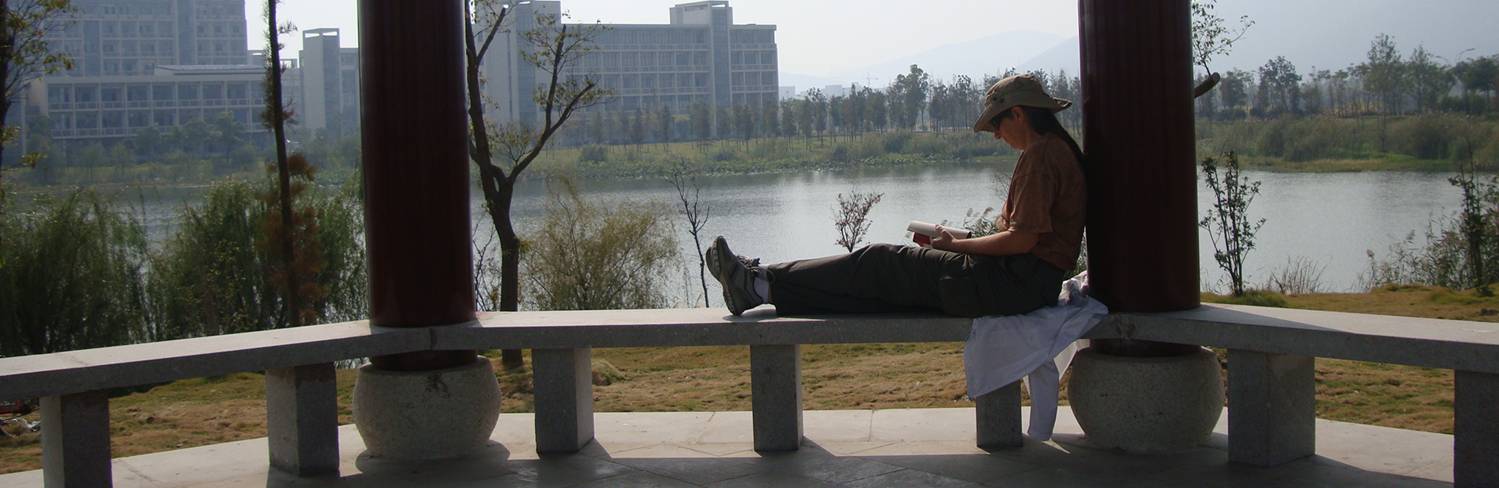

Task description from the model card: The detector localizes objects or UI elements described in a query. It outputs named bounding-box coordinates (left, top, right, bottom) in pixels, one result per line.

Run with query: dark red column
left=360, top=0, right=475, bottom=369
left=1079, top=0, right=1200, bottom=313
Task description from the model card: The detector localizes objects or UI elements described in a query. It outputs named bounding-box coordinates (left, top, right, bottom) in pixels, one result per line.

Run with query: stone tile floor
left=0, top=407, right=1454, bottom=487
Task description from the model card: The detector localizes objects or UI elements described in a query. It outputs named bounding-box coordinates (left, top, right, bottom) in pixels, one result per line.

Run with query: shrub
left=882, top=132, right=912, bottom=153
left=521, top=178, right=679, bottom=311
left=710, top=146, right=737, bottom=162
left=147, top=175, right=368, bottom=339
left=0, top=191, right=150, bottom=356
left=830, top=145, right=851, bottom=163
left=579, top=145, right=608, bottom=163
left=1389, top=114, right=1454, bottom=160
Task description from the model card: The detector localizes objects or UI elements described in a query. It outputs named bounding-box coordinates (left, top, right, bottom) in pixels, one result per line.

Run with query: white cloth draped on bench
left=965, top=272, right=1107, bottom=441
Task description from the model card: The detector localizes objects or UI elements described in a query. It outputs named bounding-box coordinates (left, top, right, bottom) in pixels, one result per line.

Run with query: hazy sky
left=252, top=1, right=1499, bottom=83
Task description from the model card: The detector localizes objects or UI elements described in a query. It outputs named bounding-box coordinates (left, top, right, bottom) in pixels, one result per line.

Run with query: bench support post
left=751, top=344, right=802, bottom=452
left=41, top=391, right=111, bottom=488
left=1228, top=349, right=1315, bottom=466
left=1456, top=370, right=1499, bottom=488
left=266, top=363, right=339, bottom=477
left=975, top=381, right=1023, bottom=449
left=534, top=347, right=595, bottom=454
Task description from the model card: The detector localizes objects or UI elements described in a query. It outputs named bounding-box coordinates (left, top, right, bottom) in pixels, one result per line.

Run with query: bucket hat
left=972, top=74, right=1073, bottom=133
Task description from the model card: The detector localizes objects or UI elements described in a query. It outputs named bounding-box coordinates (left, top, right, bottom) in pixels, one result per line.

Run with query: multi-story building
left=26, top=0, right=364, bottom=150
left=484, top=1, right=778, bottom=135
left=32, top=64, right=264, bottom=142
left=27, top=0, right=261, bottom=149
left=297, top=28, right=361, bottom=137
left=49, top=0, right=249, bottom=77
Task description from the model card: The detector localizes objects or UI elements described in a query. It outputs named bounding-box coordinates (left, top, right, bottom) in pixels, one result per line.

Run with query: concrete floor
left=0, top=407, right=1454, bottom=487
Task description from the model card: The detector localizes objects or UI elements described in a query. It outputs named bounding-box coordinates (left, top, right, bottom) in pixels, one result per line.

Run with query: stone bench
left=3, top=304, right=1497, bottom=487
left=434, top=309, right=1012, bottom=455
left=1099, top=304, right=1499, bottom=487
left=0, top=321, right=428, bottom=485
left=439, top=304, right=1499, bottom=487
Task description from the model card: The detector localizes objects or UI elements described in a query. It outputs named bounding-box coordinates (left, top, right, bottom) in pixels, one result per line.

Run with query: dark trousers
left=765, top=243, right=1065, bottom=318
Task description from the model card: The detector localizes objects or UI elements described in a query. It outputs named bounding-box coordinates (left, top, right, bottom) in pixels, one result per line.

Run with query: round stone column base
left=353, top=356, right=502, bottom=460
left=1067, top=346, right=1224, bottom=453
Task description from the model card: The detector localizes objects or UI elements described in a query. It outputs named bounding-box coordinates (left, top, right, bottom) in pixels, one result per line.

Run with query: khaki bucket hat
left=972, top=74, right=1073, bottom=133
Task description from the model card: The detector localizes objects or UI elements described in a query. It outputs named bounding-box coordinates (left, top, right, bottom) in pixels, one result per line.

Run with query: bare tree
left=669, top=164, right=711, bottom=307
left=465, top=1, right=607, bottom=369
left=833, top=191, right=884, bottom=252
left=0, top=0, right=73, bottom=211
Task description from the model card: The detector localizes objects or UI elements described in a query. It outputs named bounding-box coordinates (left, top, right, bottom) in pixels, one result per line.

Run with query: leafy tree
left=0, top=0, right=72, bottom=251
left=1218, top=69, right=1251, bottom=119
left=629, top=107, right=645, bottom=146
left=689, top=102, right=711, bottom=141
left=1199, top=152, right=1264, bottom=296
left=1454, top=57, right=1497, bottom=106
left=809, top=89, right=828, bottom=138
left=1256, top=56, right=1301, bottom=116
left=1189, top=0, right=1252, bottom=76
left=866, top=88, right=889, bottom=132
left=465, top=2, right=607, bottom=368
left=0, top=0, right=73, bottom=197
left=890, top=64, right=931, bottom=130
left=1357, top=34, right=1408, bottom=114
left=779, top=99, right=797, bottom=137
left=656, top=104, right=671, bottom=143
left=760, top=101, right=779, bottom=140
left=1406, top=46, right=1451, bottom=113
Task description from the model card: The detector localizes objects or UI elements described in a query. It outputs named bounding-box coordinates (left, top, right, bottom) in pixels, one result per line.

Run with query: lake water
left=129, top=164, right=1463, bottom=303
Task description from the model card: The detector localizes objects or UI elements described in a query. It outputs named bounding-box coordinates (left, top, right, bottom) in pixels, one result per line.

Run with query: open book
left=907, top=220, right=972, bottom=248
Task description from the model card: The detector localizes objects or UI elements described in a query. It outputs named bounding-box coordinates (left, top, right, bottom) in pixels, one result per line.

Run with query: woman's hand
left=931, top=225, right=960, bottom=252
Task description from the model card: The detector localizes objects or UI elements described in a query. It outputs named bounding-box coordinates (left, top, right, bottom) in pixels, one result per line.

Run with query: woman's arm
left=931, top=227, right=1039, bottom=257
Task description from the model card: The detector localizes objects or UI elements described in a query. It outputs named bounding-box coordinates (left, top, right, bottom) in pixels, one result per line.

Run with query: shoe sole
left=706, top=237, right=750, bottom=316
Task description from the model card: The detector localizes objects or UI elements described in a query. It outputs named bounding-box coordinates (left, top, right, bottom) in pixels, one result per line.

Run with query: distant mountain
left=1018, top=38, right=1081, bottom=76
left=837, top=30, right=1066, bottom=83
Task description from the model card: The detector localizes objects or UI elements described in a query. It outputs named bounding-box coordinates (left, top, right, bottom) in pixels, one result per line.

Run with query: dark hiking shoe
left=706, top=236, right=762, bottom=316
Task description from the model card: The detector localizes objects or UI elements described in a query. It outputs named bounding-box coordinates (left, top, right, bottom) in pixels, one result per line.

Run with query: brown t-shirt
left=998, top=133, right=1086, bottom=271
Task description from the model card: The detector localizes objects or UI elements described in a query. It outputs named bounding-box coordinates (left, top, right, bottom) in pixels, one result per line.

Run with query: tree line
left=1198, top=34, right=1499, bottom=120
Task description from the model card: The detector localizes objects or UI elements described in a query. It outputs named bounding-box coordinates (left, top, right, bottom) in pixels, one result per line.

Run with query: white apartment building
left=298, top=28, right=360, bottom=137
left=484, top=0, right=778, bottom=134
left=33, top=64, right=264, bottom=141
left=26, top=0, right=364, bottom=149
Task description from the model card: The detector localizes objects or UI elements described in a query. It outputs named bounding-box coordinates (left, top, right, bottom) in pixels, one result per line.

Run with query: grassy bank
left=1198, top=115, right=1499, bottom=172
left=13, top=114, right=1496, bottom=194
left=1, top=284, right=1489, bottom=474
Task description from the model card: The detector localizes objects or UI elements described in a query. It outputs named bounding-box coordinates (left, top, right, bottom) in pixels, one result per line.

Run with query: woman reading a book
left=707, top=74, right=1086, bottom=318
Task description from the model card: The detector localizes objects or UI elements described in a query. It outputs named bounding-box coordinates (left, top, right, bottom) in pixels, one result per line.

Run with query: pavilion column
left=1079, top=0, right=1199, bottom=313
left=1066, top=0, right=1224, bottom=454
left=351, top=0, right=501, bottom=461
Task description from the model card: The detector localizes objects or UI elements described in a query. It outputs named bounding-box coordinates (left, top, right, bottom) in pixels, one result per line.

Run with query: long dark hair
left=993, top=107, right=1086, bottom=175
